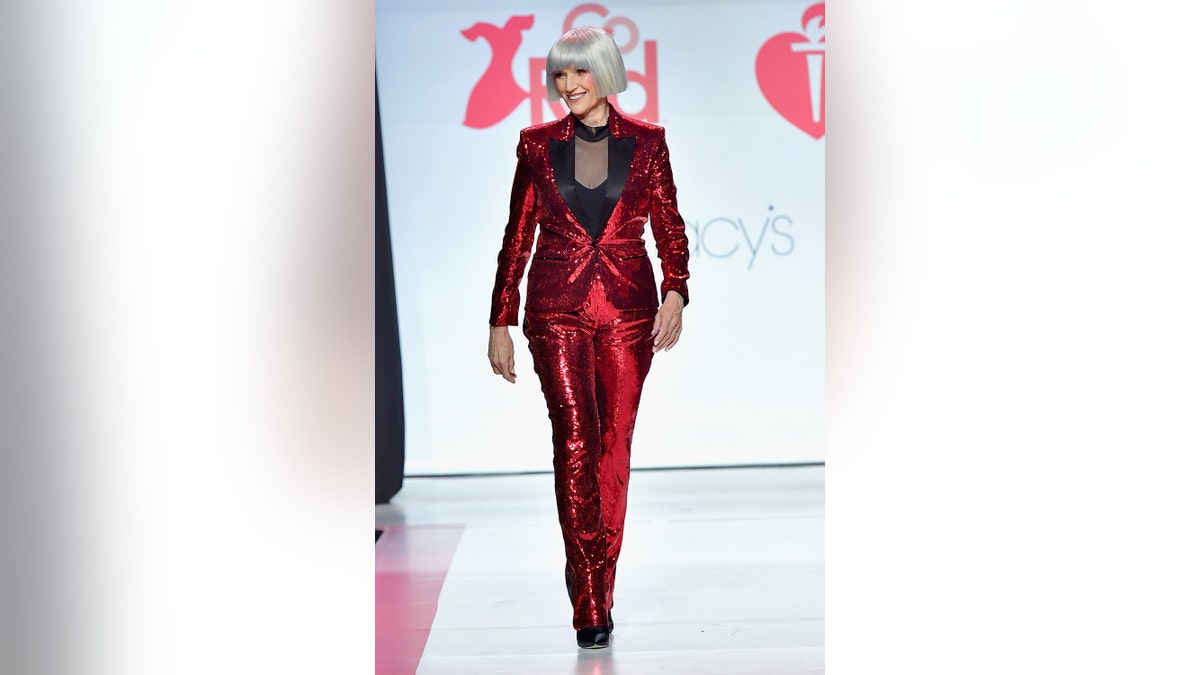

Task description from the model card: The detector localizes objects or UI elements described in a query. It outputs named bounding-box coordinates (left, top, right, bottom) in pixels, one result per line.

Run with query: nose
left=564, top=71, right=577, bottom=90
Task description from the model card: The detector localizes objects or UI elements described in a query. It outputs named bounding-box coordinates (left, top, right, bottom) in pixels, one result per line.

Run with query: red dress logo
left=461, top=3, right=659, bottom=129
left=755, top=3, right=825, bottom=139
left=461, top=15, right=536, bottom=129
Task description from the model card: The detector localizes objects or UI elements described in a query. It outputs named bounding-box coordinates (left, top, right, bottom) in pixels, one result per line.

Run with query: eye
left=553, top=71, right=566, bottom=79
left=576, top=68, right=588, bottom=75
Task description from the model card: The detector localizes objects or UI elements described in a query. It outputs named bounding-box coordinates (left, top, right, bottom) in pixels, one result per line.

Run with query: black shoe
left=576, top=626, right=610, bottom=649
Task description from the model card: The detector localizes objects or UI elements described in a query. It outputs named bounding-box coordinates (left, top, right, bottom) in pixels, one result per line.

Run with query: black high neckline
left=574, top=116, right=610, bottom=141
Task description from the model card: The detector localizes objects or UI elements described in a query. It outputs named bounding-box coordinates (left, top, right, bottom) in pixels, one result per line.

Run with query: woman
left=487, top=25, right=690, bottom=649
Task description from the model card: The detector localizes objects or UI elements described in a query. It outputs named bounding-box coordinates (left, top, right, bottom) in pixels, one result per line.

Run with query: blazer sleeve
left=646, top=129, right=691, bottom=305
left=489, top=133, right=540, bottom=326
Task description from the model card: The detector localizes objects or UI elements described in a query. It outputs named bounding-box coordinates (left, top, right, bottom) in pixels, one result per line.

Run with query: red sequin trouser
left=523, top=279, right=656, bottom=630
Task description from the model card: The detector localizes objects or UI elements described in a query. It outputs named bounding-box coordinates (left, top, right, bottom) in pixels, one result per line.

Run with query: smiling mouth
left=566, top=93, right=586, bottom=102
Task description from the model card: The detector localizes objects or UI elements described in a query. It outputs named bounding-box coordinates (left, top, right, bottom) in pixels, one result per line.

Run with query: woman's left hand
left=651, top=291, right=685, bottom=353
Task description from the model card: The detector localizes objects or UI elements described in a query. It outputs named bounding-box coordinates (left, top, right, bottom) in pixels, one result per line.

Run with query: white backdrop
left=376, top=0, right=825, bottom=474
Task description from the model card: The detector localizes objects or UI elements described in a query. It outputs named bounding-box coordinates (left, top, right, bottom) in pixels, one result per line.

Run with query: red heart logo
left=755, top=6, right=825, bottom=139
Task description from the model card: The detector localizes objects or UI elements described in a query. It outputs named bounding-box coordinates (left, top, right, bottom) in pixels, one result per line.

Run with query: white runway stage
left=376, top=465, right=824, bottom=674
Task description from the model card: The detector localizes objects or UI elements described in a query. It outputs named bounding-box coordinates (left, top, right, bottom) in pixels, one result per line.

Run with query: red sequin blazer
left=489, top=107, right=691, bottom=326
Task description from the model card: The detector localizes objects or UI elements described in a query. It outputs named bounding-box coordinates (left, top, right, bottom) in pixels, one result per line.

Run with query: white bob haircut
left=544, top=26, right=628, bottom=103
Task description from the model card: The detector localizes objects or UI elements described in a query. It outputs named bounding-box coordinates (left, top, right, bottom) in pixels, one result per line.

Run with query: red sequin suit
left=489, top=107, right=690, bottom=630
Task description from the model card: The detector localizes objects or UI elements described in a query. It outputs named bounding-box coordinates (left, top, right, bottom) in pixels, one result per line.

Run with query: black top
left=571, top=118, right=612, bottom=239
left=574, top=179, right=609, bottom=237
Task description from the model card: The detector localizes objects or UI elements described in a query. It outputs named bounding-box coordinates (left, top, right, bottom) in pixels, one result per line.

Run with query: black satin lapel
left=549, top=137, right=580, bottom=221
left=603, top=136, right=636, bottom=223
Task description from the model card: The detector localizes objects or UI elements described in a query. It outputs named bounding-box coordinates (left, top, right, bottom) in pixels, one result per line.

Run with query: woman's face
left=554, top=66, right=606, bottom=123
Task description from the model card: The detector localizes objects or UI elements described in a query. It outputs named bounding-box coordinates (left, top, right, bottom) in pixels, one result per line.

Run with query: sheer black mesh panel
left=574, top=131, right=608, bottom=189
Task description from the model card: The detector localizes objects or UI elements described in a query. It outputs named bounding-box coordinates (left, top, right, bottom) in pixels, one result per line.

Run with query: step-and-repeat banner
left=377, top=0, right=824, bottom=474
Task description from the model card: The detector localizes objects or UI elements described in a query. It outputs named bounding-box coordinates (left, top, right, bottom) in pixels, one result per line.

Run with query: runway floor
left=376, top=465, right=824, bottom=674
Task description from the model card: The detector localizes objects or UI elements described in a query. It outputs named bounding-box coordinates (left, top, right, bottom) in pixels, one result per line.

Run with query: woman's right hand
left=488, top=325, right=517, bottom=383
